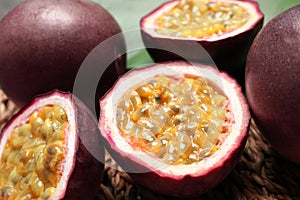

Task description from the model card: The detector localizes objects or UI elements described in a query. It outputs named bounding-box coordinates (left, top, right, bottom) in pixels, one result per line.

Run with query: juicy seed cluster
left=155, top=0, right=250, bottom=38
left=117, top=75, right=233, bottom=165
left=0, top=105, right=68, bottom=200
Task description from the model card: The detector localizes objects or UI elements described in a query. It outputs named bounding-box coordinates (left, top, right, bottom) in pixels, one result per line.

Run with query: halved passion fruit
left=99, top=62, right=250, bottom=197
left=0, top=90, right=104, bottom=199
left=140, top=0, right=264, bottom=81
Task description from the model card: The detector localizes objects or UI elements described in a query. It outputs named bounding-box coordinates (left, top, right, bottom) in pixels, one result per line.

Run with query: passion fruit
left=0, top=90, right=104, bottom=199
left=0, top=0, right=126, bottom=107
left=140, top=0, right=263, bottom=82
left=99, top=61, right=250, bottom=197
left=245, top=5, right=300, bottom=165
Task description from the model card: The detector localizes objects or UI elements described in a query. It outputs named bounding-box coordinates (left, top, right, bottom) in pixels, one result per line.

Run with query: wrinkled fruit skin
left=0, top=90, right=104, bottom=199
left=0, top=0, right=126, bottom=108
left=245, top=5, right=300, bottom=165
left=140, top=0, right=263, bottom=84
left=99, top=61, right=250, bottom=197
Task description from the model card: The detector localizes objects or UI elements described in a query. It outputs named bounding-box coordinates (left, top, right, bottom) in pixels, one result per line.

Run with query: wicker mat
left=0, top=89, right=299, bottom=200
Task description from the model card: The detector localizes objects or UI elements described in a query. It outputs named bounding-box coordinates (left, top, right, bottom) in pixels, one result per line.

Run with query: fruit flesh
left=155, top=0, right=250, bottom=38
left=0, top=105, right=68, bottom=199
left=117, top=75, right=233, bottom=165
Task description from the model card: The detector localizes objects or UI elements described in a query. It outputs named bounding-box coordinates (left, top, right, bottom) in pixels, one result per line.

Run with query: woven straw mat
left=0, top=89, right=299, bottom=200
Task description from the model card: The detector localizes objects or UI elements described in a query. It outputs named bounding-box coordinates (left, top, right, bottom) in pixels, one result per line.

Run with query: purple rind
left=0, top=0, right=126, bottom=108
left=0, top=90, right=104, bottom=199
left=245, top=5, right=300, bottom=166
left=64, top=91, right=104, bottom=199
left=102, top=134, right=247, bottom=197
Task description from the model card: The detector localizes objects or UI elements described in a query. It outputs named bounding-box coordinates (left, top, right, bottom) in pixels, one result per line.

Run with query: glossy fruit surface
left=140, top=0, right=263, bottom=82
left=0, top=0, right=126, bottom=107
left=245, top=5, right=300, bottom=165
left=99, top=61, right=250, bottom=197
left=0, top=90, right=104, bottom=199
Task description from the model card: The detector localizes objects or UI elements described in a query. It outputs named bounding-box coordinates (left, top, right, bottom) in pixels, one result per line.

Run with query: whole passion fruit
left=245, top=5, right=300, bottom=165
left=99, top=61, right=250, bottom=197
left=0, top=90, right=104, bottom=199
left=140, top=0, right=263, bottom=82
left=0, top=0, right=126, bottom=107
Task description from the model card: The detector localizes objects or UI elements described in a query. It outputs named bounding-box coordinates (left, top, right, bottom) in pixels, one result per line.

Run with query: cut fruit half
left=140, top=0, right=264, bottom=82
left=99, top=61, right=250, bottom=197
left=0, top=90, right=104, bottom=200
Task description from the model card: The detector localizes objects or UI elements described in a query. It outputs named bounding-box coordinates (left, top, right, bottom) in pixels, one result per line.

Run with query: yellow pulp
left=155, top=0, right=250, bottom=38
left=0, top=105, right=68, bottom=200
left=117, top=75, right=232, bottom=165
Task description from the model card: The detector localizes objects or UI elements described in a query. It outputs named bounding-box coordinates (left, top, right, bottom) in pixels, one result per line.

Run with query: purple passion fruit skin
left=0, top=90, right=104, bottom=199
left=140, top=0, right=264, bottom=83
left=245, top=5, right=300, bottom=165
left=99, top=61, right=250, bottom=197
left=0, top=0, right=126, bottom=108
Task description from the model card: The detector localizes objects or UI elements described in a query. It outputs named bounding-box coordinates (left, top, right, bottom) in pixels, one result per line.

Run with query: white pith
left=0, top=93, right=77, bottom=199
left=141, top=0, right=263, bottom=41
left=100, top=62, right=250, bottom=178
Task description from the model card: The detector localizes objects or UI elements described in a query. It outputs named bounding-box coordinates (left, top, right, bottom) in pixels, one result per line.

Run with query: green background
left=1, top=0, right=299, bottom=66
